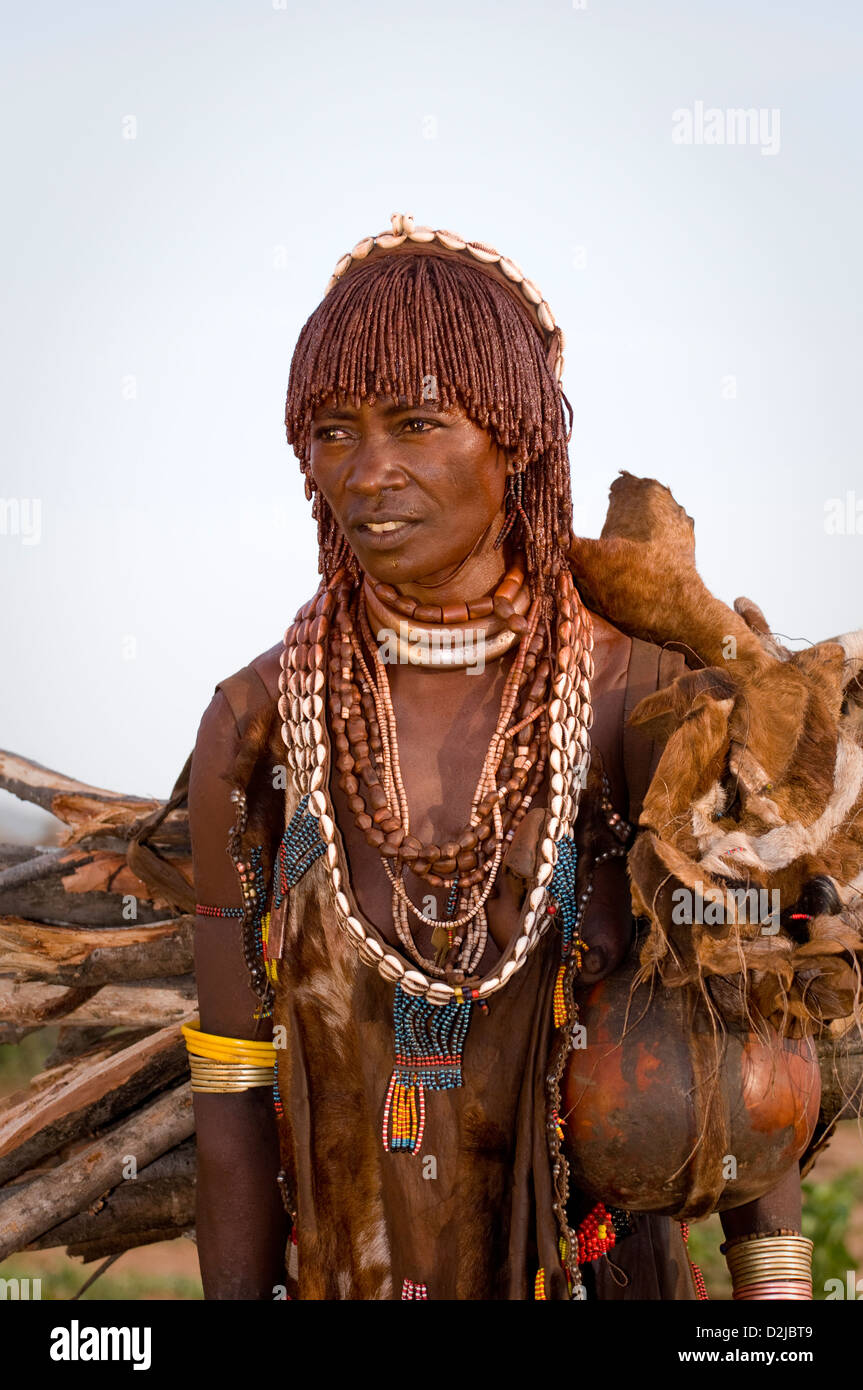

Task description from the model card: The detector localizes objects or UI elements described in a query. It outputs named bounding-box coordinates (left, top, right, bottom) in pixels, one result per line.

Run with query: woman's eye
left=315, top=426, right=348, bottom=442
left=403, top=418, right=436, bottom=434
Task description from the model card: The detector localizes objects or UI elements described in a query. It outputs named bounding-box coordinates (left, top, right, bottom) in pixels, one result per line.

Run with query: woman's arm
left=189, top=690, right=289, bottom=1300
left=711, top=1173, right=806, bottom=1301
left=719, top=1164, right=803, bottom=1244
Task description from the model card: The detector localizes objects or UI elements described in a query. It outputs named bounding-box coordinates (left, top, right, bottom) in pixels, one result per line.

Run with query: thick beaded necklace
left=369, top=557, right=525, bottom=627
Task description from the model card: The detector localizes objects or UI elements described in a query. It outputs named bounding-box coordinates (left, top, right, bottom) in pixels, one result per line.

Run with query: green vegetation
left=0, top=1029, right=59, bottom=1096
left=685, top=1168, right=863, bottom=1301
left=685, top=1212, right=731, bottom=1299
left=803, top=1167, right=863, bottom=1297
left=0, top=1252, right=203, bottom=1301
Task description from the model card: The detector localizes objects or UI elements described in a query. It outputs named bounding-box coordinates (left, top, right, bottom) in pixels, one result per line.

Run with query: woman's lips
left=356, top=519, right=419, bottom=548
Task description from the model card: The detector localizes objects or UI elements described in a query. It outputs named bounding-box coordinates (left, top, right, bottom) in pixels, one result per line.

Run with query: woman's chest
left=325, top=619, right=633, bottom=972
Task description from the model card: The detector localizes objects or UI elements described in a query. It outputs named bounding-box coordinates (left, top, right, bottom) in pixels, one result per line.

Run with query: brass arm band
left=725, top=1235, right=813, bottom=1302
left=182, top=1020, right=278, bottom=1093
left=188, top=1055, right=274, bottom=1092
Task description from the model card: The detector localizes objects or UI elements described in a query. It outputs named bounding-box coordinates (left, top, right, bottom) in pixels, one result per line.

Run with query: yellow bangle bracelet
left=182, top=1021, right=278, bottom=1065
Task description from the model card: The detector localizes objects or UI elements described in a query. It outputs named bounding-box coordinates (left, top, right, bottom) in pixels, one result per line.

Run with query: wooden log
left=0, top=978, right=196, bottom=1029
left=0, top=980, right=100, bottom=1028
left=0, top=1082, right=194, bottom=1259
left=0, top=915, right=194, bottom=984
left=0, top=749, right=157, bottom=825
left=817, top=1031, right=863, bottom=1125
left=25, top=1147, right=197, bottom=1255
left=0, top=754, right=190, bottom=860
left=0, top=1024, right=189, bottom=1185
left=121, top=1137, right=196, bottom=1183
left=29, top=1173, right=196, bottom=1243
left=0, top=845, right=42, bottom=869
left=0, top=884, right=177, bottom=928
left=0, top=849, right=191, bottom=926
left=26, top=1179, right=196, bottom=1254
left=43, top=1025, right=138, bottom=1070
left=63, top=1221, right=196, bottom=1263
left=0, top=850, right=94, bottom=891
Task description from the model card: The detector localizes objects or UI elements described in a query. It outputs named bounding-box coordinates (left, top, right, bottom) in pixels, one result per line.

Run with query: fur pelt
left=570, top=472, right=863, bottom=1043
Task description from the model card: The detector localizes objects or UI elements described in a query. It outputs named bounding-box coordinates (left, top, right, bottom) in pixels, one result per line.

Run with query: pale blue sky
left=1, top=0, right=861, bottom=838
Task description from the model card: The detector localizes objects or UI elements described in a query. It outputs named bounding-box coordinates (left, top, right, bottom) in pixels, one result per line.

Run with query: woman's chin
left=354, top=537, right=469, bottom=585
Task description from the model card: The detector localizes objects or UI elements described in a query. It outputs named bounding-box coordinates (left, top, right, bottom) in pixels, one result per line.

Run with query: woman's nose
left=344, top=435, right=407, bottom=496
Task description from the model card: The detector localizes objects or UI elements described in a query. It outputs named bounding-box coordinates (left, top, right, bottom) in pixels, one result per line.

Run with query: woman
left=186, top=215, right=821, bottom=1300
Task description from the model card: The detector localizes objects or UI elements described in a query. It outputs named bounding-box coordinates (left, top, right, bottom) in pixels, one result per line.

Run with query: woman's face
left=308, top=394, right=509, bottom=585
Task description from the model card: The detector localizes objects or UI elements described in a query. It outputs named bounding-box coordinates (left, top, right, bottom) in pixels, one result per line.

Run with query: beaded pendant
left=246, top=845, right=275, bottom=1016
left=274, top=793, right=327, bottom=905
left=272, top=1060, right=284, bottom=1118
left=382, top=985, right=476, bottom=1154
left=546, top=838, right=587, bottom=1028
left=261, top=794, right=328, bottom=986
left=401, top=1278, right=429, bottom=1300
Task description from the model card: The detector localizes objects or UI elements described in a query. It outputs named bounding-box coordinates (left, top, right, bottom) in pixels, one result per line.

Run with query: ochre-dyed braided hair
left=285, top=223, right=574, bottom=588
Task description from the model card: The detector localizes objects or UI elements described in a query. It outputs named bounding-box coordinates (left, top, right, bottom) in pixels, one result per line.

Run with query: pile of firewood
left=0, top=750, right=197, bottom=1264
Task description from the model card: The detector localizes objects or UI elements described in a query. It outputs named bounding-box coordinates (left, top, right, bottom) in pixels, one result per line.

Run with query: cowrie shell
left=427, top=981, right=455, bottom=1003
left=379, top=953, right=405, bottom=981
left=541, top=837, right=557, bottom=864
left=467, top=242, right=498, bottom=263
left=402, top=970, right=430, bottom=996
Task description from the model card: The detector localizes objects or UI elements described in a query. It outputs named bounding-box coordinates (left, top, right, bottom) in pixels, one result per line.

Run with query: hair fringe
left=284, top=253, right=573, bottom=586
